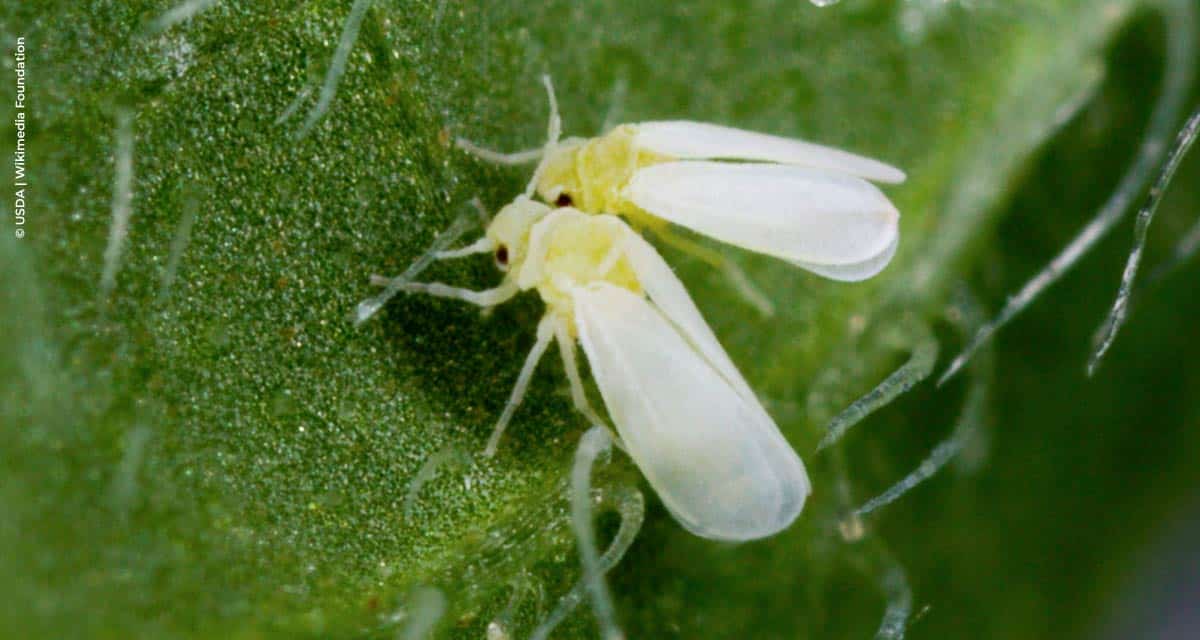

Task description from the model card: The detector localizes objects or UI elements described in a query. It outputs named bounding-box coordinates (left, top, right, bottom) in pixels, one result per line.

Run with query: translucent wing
left=574, top=282, right=810, bottom=541
left=626, top=161, right=900, bottom=277
left=634, top=120, right=906, bottom=184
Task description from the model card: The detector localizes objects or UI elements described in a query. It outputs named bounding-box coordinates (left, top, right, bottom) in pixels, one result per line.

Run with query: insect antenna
left=524, top=74, right=565, bottom=198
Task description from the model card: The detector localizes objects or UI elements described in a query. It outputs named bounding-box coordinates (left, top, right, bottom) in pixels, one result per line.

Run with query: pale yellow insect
left=359, top=198, right=810, bottom=541
left=458, top=76, right=904, bottom=304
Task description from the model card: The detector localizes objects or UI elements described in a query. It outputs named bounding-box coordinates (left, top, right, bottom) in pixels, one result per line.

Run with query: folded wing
left=626, top=161, right=900, bottom=278
left=634, top=120, right=906, bottom=184
left=574, top=282, right=810, bottom=541
left=794, top=231, right=899, bottom=282
left=619, top=228, right=757, bottom=400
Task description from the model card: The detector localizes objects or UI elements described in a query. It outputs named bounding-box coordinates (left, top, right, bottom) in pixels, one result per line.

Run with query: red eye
left=555, top=193, right=573, bottom=207
left=495, top=245, right=509, bottom=265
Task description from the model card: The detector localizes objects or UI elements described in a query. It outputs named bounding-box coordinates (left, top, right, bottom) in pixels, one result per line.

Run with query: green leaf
left=3, top=1, right=1196, bottom=638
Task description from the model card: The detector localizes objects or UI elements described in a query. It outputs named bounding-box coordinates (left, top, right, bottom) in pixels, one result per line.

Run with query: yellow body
left=487, top=200, right=642, bottom=335
left=535, top=125, right=669, bottom=231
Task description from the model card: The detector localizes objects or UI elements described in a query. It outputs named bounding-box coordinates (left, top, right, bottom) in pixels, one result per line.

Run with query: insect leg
left=554, top=318, right=607, bottom=429
left=651, top=227, right=775, bottom=317
left=406, top=200, right=493, bottom=261
left=484, top=314, right=557, bottom=456
left=354, top=212, right=477, bottom=324
left=434, top=235, right=494, bottom=260
left=455, top=75, right=563, bottom=191
left=368, top=278, right=519, bottom=308
left=816, top=316, right=938, bottom=452
left=539, top=73, right=563, bottom=149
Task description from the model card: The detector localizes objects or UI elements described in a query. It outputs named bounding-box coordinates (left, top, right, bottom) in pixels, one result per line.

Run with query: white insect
left=459, top=75, right=904, bottom=284
left=363, top=199, right=811, bottom=541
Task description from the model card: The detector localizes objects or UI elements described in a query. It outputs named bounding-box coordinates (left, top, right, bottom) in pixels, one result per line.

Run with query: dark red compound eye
left=495, top=245, right=509, bottom=266
left=555, top=193, right=573, bottom=207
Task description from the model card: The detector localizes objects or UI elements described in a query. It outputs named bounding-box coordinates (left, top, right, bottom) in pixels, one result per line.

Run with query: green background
left=2, top=1, right=1199, bottom=638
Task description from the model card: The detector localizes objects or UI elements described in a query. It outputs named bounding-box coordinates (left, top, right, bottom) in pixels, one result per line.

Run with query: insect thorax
left=538, top=125, right=667, bottom=226
left=521, top=210, right=642, bottom=333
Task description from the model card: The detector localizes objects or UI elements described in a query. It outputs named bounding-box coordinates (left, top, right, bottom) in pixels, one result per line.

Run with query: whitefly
left=459, top=75, right=905, bottom=285
left=359, top=80, right=908, bottom=540
left=360, top=198, right=816, bottom=541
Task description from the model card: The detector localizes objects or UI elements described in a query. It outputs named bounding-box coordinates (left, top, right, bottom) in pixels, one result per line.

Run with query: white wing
left=635, top=120, right=905, bottom=184
left=620, top=228, right=757, bottom=401
left=795, top=231, right=899, bottom=282
left=574, top=282, right=810, bottom=541
left=626, top=161, right=900, bottom=275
